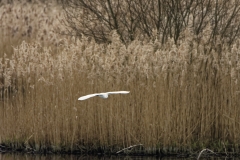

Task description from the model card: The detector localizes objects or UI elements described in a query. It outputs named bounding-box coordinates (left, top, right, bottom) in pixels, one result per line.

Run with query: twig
left=116, top=144, right=143, bottom=154
left=197, top=148, right=217, bottom=160
left=222, top=142, right=228, bottom=156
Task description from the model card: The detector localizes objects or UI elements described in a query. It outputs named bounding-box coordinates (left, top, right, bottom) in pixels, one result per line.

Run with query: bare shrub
left=62, top=0, right=240, bottom=45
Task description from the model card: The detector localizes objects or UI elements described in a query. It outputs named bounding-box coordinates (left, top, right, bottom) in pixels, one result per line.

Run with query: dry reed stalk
left=197, top=148, right=216, bottom=160
left=116, top=144, right=143, bottom=154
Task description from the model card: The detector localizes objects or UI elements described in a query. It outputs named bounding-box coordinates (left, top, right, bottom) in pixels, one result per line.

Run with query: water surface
left=0, top=153, right=237, bottom=160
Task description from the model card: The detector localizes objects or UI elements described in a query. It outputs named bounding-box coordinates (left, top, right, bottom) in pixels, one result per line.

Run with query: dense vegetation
left=0, top=0, right=240, bottom=155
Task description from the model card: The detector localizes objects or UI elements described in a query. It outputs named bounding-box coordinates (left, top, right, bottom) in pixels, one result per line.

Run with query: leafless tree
left=61, top=0, right=240, bottom=45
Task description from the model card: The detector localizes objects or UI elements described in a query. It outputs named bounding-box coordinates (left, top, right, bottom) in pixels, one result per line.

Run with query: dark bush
left=61, top=0, right=240, bottom=45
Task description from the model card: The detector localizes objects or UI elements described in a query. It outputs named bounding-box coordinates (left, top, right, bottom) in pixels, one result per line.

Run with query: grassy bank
left=0, top=1, right=240, bottom=156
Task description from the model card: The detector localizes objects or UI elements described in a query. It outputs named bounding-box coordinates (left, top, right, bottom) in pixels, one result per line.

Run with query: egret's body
left=78, top=91, right=130, bottom=100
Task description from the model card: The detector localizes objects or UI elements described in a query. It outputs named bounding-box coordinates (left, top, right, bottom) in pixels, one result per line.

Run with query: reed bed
left=0, top=30, right=240, bottom=154
left=0, top=1, right=240, bottom=156
left=0, top=0, right=68, bottom=57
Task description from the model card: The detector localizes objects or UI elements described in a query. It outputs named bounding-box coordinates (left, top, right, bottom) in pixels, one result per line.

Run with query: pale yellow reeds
left=0, top=1, right=68, bottom=57
left=0, top=29, right=240, bottom=153
left=0, top=1, right=240, bottom=154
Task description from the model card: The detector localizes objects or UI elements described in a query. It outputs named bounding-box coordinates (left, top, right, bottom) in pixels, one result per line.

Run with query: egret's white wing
left=107, top=91, right=130, bottom=94
left=78, top=93, right=99, bottom=100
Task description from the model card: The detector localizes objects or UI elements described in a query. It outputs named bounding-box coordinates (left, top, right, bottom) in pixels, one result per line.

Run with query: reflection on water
left=0, top=154, right=238, bottom=160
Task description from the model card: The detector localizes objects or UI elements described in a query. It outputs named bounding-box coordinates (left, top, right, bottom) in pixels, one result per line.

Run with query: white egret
left=78, top=91, right=130, bottom=100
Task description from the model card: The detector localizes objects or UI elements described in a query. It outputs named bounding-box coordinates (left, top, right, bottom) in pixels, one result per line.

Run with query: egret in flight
left=78, top=91, right=130, bottom=100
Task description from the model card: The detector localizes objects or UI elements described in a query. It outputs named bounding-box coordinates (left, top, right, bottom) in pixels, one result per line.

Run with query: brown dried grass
left=0, top=2, right=240, bottom=154
left=0, top=1, right=68, bottom=57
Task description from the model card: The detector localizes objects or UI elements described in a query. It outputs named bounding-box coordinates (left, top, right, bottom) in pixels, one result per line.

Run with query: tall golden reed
left=0, top=1, right=240, bottom=154
left=0, top=29, right=240, bottom=153
left=0, top=1, right=67, bottom=57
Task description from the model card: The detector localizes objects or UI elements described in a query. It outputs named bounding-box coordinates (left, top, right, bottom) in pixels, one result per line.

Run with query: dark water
left=0, top=154, right=238, bottom=160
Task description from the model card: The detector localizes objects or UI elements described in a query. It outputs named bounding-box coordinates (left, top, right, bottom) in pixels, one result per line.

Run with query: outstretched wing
left=78, top=93, right=99, bottom=100
left=107, top=91, right=130, bottom=95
